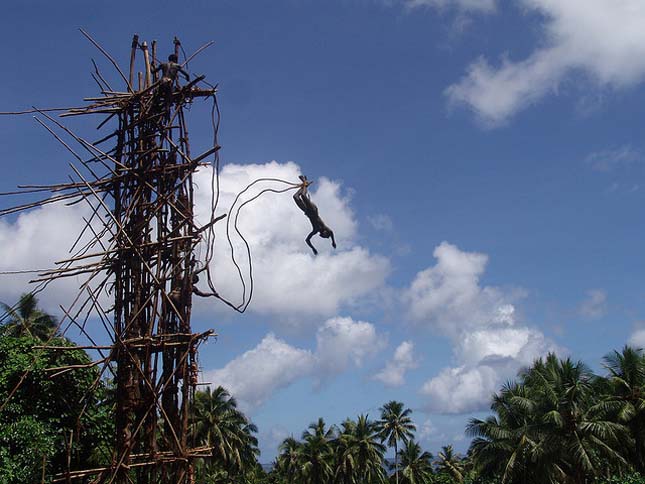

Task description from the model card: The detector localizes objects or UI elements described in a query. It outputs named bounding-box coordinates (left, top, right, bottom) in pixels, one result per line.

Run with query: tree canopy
left=4, top=293, right=645, bottom=484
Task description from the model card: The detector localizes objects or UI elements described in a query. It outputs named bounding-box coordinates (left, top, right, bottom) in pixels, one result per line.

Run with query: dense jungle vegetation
left=2, top=294, right=645, bottom=483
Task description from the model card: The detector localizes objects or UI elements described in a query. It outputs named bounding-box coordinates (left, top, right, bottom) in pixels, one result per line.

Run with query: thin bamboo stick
left=80, top=29, right=132, bottom=92
left=129, top=34, right=138, bottom=88
left=180, top=40, right=215, bottom=68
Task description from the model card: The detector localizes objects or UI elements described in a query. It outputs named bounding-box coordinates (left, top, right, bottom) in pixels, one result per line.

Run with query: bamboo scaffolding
left=0, top=33, right=227, bottom=484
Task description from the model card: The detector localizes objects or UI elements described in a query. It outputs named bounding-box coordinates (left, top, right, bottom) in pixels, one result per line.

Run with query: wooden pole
left=151, top=40, right=158, bottom=83
left=0, top=34, right=222, bottom=484
left=174, top=36, right=181, bottom=58
left=129, top=34, right=139, bottom=88
left=142, top=41, right=151, bottom=89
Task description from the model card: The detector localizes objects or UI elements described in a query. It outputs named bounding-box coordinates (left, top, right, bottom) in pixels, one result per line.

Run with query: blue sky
left=2, top=0, right=645, bottom=462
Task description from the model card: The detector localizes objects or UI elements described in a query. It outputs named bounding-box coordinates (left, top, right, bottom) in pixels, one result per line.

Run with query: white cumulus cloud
left=421, top=365, right=500, bottom=414
left=422, top=326, right=556, bottom=413
left=404, top=241, right=523, bottom=337
left=456, top=326, right=553, bottom=368
left=0, top=201, right=104, bottom=314
left=374, top=341, right=419, bottom=387
left=315, top=316, right=385, bottom=376
left=404, top=242, right=558, bottom=413
left=204, top=316, right=384, bottom=411
left=205, top=333, right=316, bottom=410
left=446, top=0, right=645, bottom=124
left=192, top=162, right=390, bottom=320
left=0, top=161, right=390, bottom=325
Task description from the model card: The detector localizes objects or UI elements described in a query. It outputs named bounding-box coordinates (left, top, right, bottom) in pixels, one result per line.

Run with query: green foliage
left=335, top=414, right=387, bottom=483
left=267, top=347, right=645, bottom=484
left=601, top=347, right=645, bottom=473
left=467, top=350, right=643, bottom=484
left=0, top=336, right=93, bottom=422
left=274, top=410, right=424, bottom=484
left=192, top=386, right=260, bottom=482
left=377, top=400, right=416, bottom=484
left=463, top=475, right=502, bottom=484
left=0, top=293, right=58, bottom=340
left=433, top=473, right=460, bottom=484
left=9, top=294, right=645, bottom=484
left=0, top=416, right=54, bottom=483
left=297, top=418, right=336, bottom=484
left=436, top=446, right=464, bottom=483
left=395, top=439, right=433, bottom=484
left=597, top=474, right=645, bottom=484
left=0, top=330, right=113, bottom=483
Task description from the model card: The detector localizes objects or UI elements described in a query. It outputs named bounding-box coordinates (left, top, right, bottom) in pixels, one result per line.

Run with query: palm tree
left=435, top=445, right=464, bottom=483
left=396, top=440, right=433, bottom=484
left=0, top=293, right=57, bottom=340
left=527, top=355, right=629, bottom=484
left=191, top=386, right=259, bottom=479
left=334, top=419, right=358, bottom=484
left=376, top=401, right=416, bottom=484
left=468, top=353, right=631, bottom=484
left=467, top=382, right=546, bottom=483
left=335, top=415, right=386, bottom=483
left=276, top=436, right=301, bottom=483
left=238, top=420, right=260, bottom=475
left=601, top=345, right=645, bottom=473
left=298, top=418, right=335, bottom=484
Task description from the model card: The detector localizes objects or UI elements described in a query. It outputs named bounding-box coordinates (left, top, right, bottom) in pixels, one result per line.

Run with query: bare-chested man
left=293, top=175, right=337, bottom=255
left=154, top=54, right=190, bottom=105
left=155, top=53, right=190, bottom=84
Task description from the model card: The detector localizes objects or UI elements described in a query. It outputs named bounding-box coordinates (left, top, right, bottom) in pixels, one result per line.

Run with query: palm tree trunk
left=635, top=424, right=645, bottom=473
left=574, top=469, right=586, bottom=484
left=395, top=440, right=399, bottom=484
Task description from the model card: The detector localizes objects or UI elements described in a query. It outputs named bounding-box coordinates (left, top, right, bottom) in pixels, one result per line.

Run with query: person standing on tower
left=154, top=54, right=190, bottom=105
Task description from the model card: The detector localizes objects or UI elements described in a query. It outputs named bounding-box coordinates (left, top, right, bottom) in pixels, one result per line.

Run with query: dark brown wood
left=180, top=40, right=215, bottom=68
left=79, top=29, right=132, bottom=93
left=142, top=41, right=151, bottom=88
left=129, top=34, right=139, bottom=88
left=151, top=40, right=157, bottom=74
left=0, top=34, right=224, bottom=484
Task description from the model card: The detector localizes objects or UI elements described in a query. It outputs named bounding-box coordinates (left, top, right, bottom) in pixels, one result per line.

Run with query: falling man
left=293, top=175, right=337, bottom=255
